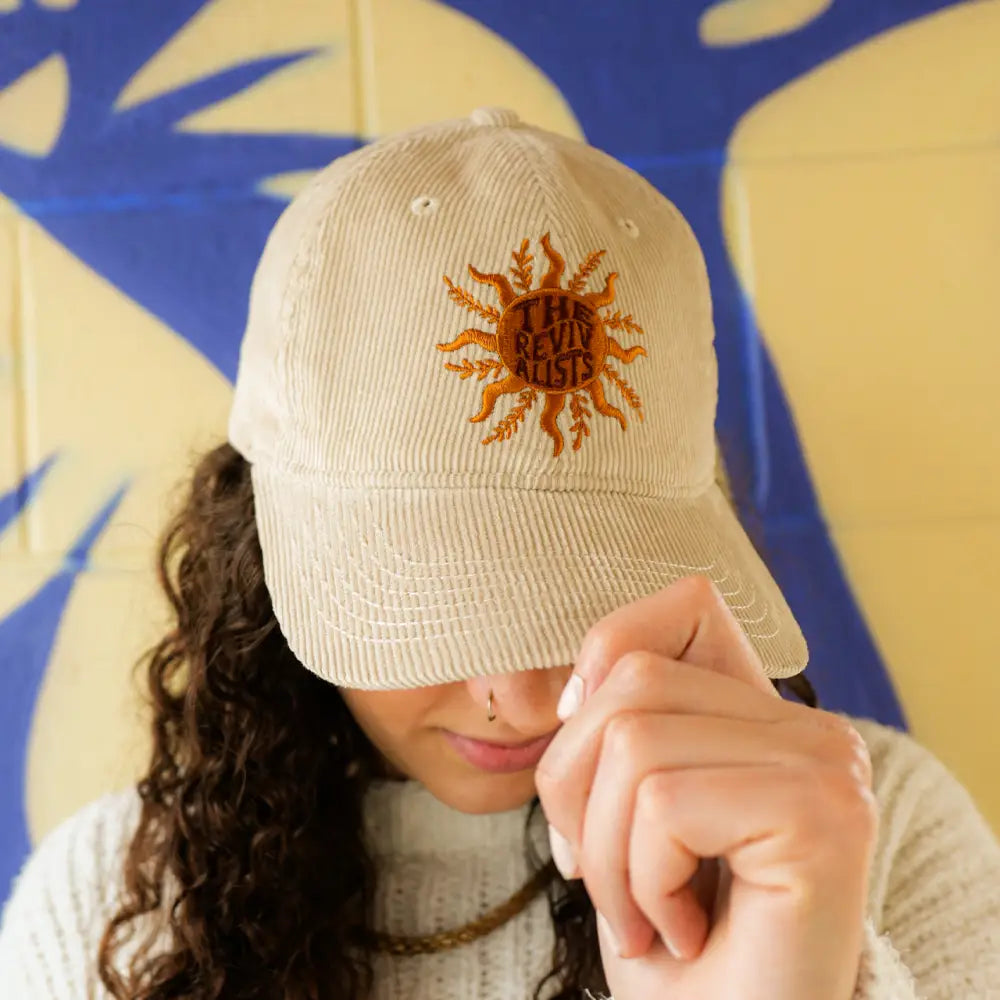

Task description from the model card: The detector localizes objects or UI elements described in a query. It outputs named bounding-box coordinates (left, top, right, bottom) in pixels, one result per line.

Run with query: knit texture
left=1, top=714, right=998, bottom=998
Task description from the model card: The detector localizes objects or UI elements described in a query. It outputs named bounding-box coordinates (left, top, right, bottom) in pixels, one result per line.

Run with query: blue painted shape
left=36, top=196, right=293, bottom=383
left=445, top=0, right=957, bottom=157
left=754, top=318, right=908, bottom=725
left=0, top=0, right=355, bottom=380
left=638, top=157, right=907, bottom=727
left=0, top=452, right=58, bottom=534
left=0, top=0, right=207, bottom=93
left=0, top=471, right=130, bottom=901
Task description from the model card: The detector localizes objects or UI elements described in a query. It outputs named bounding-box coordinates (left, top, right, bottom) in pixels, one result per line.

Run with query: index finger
left=573, top=574, right=778, bottom=701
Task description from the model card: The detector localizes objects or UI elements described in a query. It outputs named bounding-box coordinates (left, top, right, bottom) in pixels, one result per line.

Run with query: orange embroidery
left=437, top=232, right=647, bottom=457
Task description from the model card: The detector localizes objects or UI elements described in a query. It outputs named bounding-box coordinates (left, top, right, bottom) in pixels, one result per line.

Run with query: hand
left=535, top=574, right=878, bottom=1000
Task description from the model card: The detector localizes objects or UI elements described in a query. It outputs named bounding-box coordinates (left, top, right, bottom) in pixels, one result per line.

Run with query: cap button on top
left=469, top=106, right=521, bottom=127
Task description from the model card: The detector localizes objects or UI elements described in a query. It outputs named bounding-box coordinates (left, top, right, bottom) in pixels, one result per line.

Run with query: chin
left=432, top=767, right=538, bottom=815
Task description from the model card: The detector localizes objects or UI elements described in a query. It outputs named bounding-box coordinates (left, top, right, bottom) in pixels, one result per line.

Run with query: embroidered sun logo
left=437, top=232, right=647, bottom=457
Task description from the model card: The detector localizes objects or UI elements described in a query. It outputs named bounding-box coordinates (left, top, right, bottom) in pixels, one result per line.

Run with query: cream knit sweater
left=1, top=715, right=998, bottom=999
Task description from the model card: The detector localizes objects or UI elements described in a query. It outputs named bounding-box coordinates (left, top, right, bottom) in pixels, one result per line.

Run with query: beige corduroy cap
left=227, top=105, right=808, bottom=690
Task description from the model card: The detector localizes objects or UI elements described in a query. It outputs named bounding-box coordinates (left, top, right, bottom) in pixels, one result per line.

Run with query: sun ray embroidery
left=436, top=232, right=647, bottom=457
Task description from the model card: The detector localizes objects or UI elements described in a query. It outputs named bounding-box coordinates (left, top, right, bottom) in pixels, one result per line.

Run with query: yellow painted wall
left=1, top=0, right=997, bottom=848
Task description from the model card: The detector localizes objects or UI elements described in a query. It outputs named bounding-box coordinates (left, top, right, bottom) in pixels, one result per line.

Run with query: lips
left=442, top=729, right=557, bottom=773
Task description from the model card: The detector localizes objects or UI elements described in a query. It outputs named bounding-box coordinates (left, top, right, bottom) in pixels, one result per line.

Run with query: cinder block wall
left=1, top=1, right=996, bottom=908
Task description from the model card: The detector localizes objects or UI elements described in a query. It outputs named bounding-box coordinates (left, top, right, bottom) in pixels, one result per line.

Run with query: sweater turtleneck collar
left=355, top=778, right=560, bottom=981
left=361, top=778, right=549, bottom=860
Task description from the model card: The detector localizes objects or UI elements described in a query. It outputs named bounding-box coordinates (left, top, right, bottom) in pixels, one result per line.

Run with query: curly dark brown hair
left=96, top=440, right=818, bottom=999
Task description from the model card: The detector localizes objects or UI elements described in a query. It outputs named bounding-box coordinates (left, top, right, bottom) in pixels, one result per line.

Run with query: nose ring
left=487, top=688, right=496, bottom=722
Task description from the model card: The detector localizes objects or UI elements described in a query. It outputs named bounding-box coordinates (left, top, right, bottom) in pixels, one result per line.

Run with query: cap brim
left=250, top=465, right=808, bottom=689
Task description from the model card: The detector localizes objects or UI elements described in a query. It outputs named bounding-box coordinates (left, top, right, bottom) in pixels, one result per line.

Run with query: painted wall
left=1, top=0, right=997, bottom=904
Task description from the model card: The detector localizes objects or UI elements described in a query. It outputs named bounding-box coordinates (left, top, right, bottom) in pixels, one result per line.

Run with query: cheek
left=338, top=689, right=447, bottom=782
left=340, top=688, right=438, bottom=748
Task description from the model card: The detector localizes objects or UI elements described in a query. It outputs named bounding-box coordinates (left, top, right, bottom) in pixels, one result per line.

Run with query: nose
left=466, top=664, right=574, bottom=736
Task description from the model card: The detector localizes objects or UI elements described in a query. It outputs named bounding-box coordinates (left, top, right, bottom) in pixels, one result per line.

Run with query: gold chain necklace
left=371, top=859, right=558, bottom=956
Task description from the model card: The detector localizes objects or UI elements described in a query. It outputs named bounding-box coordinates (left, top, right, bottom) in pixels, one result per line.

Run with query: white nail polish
left=556, top=673, right=584, bottom=720
left=596, top=910, right=622, bottom=957
left=547, top=823, right=579, bottom=879
left=663, top=934, right=683, bottom=960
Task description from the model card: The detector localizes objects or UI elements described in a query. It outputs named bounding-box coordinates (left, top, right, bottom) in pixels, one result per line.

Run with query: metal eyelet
left=411, top=195, right=439, bottom=216
left=617, top=216, right=639, bottom=238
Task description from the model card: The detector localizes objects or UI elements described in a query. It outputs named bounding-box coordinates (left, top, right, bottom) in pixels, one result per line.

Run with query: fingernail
left=596, top=910, right=622, bottom=957
left=547, top=823, right=579, bottom=879
left=663, top=934, right=683, bottom=960
left=556, top=673, right=585, bottom=721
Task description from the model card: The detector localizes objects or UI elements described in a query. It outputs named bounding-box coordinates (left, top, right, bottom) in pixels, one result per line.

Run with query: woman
left=1, top=106, right=998, bottom=999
